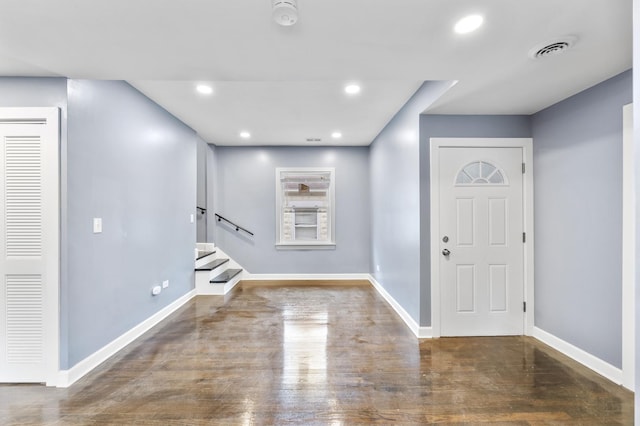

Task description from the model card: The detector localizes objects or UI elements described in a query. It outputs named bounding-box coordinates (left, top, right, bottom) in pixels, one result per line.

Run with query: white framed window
left=275, top=167, right=335, bottom=249
left=455, top=160, right=507, bottom=186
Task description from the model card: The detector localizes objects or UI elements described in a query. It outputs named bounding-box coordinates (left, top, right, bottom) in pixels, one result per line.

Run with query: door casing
left=430, top=138, right=534, bottom=338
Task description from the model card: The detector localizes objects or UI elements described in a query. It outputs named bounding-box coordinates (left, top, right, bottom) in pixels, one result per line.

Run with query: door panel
left=439, top=147, right=524, bottom=336
left=0, top=109, right=58, bottom=384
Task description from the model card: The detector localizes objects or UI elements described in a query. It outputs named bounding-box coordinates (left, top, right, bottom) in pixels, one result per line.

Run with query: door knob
left=442, top=248, right=451, bottom=256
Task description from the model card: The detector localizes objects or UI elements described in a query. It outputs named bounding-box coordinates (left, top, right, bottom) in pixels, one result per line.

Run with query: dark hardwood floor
left=0, top=282, right=633, bottom=425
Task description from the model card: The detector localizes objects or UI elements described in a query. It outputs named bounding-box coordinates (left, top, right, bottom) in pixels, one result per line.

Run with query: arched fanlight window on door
left=455, top=161, right=507, bottom=185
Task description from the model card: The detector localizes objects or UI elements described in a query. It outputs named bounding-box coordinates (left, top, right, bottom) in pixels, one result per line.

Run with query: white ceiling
left=0, top=0, right=631, bottom=146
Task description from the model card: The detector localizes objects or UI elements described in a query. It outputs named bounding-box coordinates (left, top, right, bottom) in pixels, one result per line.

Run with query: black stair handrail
left=214, top=213, right=254, bottom=236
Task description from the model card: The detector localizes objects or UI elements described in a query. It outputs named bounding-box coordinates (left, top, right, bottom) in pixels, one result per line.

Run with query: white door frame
left=430, top=138, right=534, bottom=338
left=622, top=103, right=634, bottom=390
left=0, top=107, right=60, bottom=385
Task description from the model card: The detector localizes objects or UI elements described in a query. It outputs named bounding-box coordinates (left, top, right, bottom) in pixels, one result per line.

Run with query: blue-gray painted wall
left=418, top=115, right=532, bottom=326
left=65, top=80, right=197, bottom=368
left=532, top=69, right=632, bottom=368
left=214, top=146, right=370, bottom=273
left=369, top=81, right=454, bottom=324
left=206, top=143, right=218, bottom=243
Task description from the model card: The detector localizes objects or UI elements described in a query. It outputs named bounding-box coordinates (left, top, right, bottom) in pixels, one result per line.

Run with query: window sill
left=275, top=242, right=336, bottom=250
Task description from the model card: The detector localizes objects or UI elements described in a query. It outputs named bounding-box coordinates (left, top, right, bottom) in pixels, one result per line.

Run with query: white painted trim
left=429, top=138, right=535, bottom=338
left=622, top=102, right=635, bottom=391
left=244, top=273, right=370, bottom=281
left=532, top=327, right=623, bottom=386
left=368, top=275, right=432, bottom=338
left=57, top=290, right=197, bottom=388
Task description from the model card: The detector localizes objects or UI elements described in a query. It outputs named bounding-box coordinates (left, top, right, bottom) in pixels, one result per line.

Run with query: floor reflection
left=282, top=310, right=328, bottom=387
left=0, top=284, right=633, bottom=425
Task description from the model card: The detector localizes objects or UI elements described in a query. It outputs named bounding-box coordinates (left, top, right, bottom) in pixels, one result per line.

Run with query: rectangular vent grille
left=6, top=275, right=43, bottom=364
left=5, top=136, right=42, bottom=258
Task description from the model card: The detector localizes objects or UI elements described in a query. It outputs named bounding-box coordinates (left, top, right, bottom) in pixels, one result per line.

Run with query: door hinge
left=522, top=232, right=526, bottom=243
left=523, top=301, right=527, bottom=312
left=522, top=163, right=526, bottom=173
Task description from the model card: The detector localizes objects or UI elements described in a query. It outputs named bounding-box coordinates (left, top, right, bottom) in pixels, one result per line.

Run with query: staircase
left=195, top=243, right=244, bottom=295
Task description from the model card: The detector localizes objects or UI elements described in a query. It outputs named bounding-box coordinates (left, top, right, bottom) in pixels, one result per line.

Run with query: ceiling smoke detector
left=529, top=36, right=577, bottom=59
left=273, top=0, right=298, bottom=26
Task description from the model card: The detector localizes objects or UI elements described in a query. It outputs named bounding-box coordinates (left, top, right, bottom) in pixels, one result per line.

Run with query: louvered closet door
left=0, top=108, right=59, bottom=384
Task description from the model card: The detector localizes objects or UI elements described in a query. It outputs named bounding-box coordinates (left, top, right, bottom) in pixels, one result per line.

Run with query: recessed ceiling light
left=331, top=132, right=342, bottom=139
left=240, top=131, right=251, bottom=139
left=454, top=14, right=483, bottom=34
left=196, top=84, right=213, bottom=95
left=344, top=84, right=361, bottom=95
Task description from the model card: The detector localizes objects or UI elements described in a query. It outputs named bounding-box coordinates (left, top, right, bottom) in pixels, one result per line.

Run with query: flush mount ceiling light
left=454, top=14, right=484, bottom=34
left=196, top=84, right=213, bottom=95
left=529, top=36, right=577, bottom=59
left=344, top=84, right=361, bottom=95
left=240, top=131, right=251, bottom=139
left=331, top=131, right=342, bottom=139
left=273, top=0, right=298, bottom=26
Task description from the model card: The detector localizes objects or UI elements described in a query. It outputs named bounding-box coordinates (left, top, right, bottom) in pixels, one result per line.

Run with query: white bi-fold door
left=438, top=146, right=524, bottom=336
left=0, top=108, right=59, bottom=384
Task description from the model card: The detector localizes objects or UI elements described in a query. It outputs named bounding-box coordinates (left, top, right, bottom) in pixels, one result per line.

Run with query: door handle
left=442, top=248, right=451, bottom=256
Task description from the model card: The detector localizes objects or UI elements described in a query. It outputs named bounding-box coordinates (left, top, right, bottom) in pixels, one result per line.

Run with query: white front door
left=439, top=146, right=524, bottom=336
left=0, top=108, right=59, bottom=384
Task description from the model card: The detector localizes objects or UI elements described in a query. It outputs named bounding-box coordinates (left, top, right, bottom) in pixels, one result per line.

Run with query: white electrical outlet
left=151, top=285, right=161, bottom=296
left=93, top=218, right=102, bottom=233
left=162, top=280, right=169, bottom=289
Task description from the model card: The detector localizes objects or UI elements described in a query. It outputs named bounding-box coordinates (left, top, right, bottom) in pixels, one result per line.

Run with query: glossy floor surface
left=0, top=282, right=633, bottom=425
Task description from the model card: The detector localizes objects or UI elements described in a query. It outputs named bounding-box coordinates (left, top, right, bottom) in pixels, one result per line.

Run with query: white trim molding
left=244, top=273, right=370, bottom=281
left=368, top=275, right=432, bottom=339
left=622, top=103, right=635, bottom=391
left=532, top=327, right=623, bottom=386
left=429, top=138, right=535, bottom=337
left=57, top=290, right=197, bottom=388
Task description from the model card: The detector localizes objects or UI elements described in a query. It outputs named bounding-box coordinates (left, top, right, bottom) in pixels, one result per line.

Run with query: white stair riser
left=195, top=252, right=218, bottom=269
left=197, top=271, right=243, bottom=295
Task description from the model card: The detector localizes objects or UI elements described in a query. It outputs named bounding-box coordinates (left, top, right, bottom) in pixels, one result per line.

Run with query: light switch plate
left=190, top=214, right=194, bottom=223
left=162, top=280, right=169, bottom=289
left=93, top=218, right=102, bottom=233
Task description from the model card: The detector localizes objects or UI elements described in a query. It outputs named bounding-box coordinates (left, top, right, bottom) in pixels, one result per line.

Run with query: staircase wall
left=213, top=146, right=370, bottom=274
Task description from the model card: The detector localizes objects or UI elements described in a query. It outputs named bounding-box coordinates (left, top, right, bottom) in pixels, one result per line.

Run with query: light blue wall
left=532, top=69, right=632, bottom=368
left=0, top=77, right=70, bottom=369
left=369, top=81, right=454, bottom=324
left=196, top=136, right=208, bottom=242
left=206, top=143, right=217, bottom=242
left=65, top=80, right=197, bottom=368
left=214, top=146, right=370, bottom=273
left=418, top=115, right=532, bottom=326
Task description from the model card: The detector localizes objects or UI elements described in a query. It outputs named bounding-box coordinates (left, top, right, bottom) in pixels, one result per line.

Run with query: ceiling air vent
left=529, top=36, right=577, bottom=59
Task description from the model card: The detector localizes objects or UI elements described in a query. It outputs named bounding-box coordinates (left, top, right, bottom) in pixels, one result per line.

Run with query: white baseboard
left=367, top=274, right=432, bottom=339
left=244, top=273, right=370, bottom=281
left=532, top=326, right=623, bottom=386
left=57, top=289, right=197, bottom=388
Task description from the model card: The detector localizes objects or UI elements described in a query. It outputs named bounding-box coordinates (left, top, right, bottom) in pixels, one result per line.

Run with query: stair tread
left=195, top=258, right=229, bottom=271
left=210, top=268, right=242, bottom=283
left=196, top=250, right=216, bottom=260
